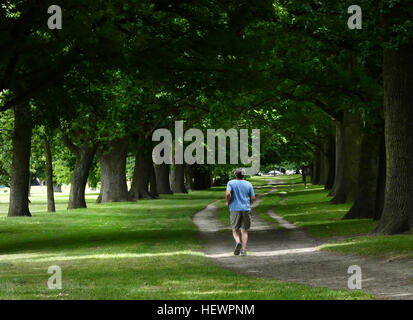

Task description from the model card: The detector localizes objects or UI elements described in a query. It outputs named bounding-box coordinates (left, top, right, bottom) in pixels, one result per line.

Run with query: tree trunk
left=319, top=147, right=327, bottom=186
left=330, top=120, right=344, bottom=198
left=8, top=102, right=32, bottom=217
left=193, top=165, right=212, bottom=190
left=149, top=162, right=158, bottom=198
left=43, top=137, right=55, bottom=212
left=324, top=135, right=336, bottom=190
left=129, top=149, right=154, bottom=200
left=171, top=163, right=187, bottom=193
left=375, top=46, right=413, bottom=234
left=344, top=130, right=380, bottom=219
left=67, top=142, right=96, bottom=209
left=331, top=112, right=362, bottom=204
left=98, top=138, right=132, bottom=203
left=185, top=164, right=195, bottom=191
left=374, top=132, right=386, bottom=221
left=311, top=153, right=321, bottom=185
left=155, top=163, right=173, bottom=194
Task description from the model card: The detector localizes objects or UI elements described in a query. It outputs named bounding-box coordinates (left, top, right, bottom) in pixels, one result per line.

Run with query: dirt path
left=193, top=181, right=413, bottom=300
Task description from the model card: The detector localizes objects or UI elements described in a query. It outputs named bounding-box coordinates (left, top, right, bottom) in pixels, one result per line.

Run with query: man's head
left=235, top=168, right=246, bottom=180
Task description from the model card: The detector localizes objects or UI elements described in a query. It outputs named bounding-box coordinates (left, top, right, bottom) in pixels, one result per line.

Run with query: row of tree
left=1, top=1, right=412, bottom=235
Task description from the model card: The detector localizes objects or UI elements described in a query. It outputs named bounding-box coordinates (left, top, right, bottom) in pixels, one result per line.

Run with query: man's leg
left=240, top=228, right=248, bottom=250
left=232, top=229, right=241, bottom=244
left=231, top=211, right=243, bottom=255
left=232, top=229, right=242, bottom=255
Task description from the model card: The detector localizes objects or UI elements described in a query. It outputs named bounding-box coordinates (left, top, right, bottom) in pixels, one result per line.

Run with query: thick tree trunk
left=193, top=165, right=212, bottom=190
left=319, top=148, right=327, bottom=186
left=344, top=131, right=380, bottom=219
left=324, top=135, right=336, bottom=190
left=67, top=142, right=96, bottom=209
left=374, top=132, right=386, bottom=221
left=129, top=148, right=154, bottom=200
left=43, top=137, right=55, bottom=212
left=171, top=163, right=187, bottom=193
left=375, top=46, right=413, bottom=234
left=8, top=102, right=32, bottom=217
left=311, top=152, right=321, bottom=185
left=185, top=164, right=195, bottom=191
left=330, top=120, right=344, bottom=198
left=149, top=163, right=158, bottom=198
left=331, top=112, right=362, bottom=204
left=155, top=163, right=173, bottom=194
left=98, top=138, right=132, bottom=203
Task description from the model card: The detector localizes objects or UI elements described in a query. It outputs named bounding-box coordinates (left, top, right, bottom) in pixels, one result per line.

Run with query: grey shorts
left=230, top=211, right=251, bottom=230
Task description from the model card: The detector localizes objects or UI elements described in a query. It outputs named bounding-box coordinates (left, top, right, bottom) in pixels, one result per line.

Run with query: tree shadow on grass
left=0, top=227, right=198, bottom=255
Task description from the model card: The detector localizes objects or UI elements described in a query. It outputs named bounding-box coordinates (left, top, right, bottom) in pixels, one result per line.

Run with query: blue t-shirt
left=226, top=179, right=255, bottom=211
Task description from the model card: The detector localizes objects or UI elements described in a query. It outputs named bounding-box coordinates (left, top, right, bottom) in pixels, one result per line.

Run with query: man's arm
left=226, top=190, right=231, bottom=206
left=250, top=184, right=256, bottom=205
left=250, top=195, right=256, bottom=206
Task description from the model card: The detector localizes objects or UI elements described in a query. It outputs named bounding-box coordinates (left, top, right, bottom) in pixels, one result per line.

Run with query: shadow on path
left=193, top=183, right=413, bottom=300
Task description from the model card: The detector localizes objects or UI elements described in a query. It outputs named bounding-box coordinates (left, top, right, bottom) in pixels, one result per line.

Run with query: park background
left=0, top=0, right=412, bottom=299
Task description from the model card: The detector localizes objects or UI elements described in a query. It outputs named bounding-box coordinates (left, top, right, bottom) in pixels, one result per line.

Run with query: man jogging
left=226, top=168, right=256, bottom=256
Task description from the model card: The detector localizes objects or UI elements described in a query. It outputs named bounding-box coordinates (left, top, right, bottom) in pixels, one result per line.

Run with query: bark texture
left=129, top=148, right=155, bottom=200
left=171, top=163, right=187, bottom=193
left=155, top=163, right=173, bottom=194
left=43, top=137, right=55, bottom=212
left=149, top=162, right=158, bottom=198
left=331, top=112, right=362, bottom=204
left=185, top=164, right=195, bottom=191
left=8, top=102, right=32, bottom=217
left=311, top=152, right=321, bottom=185
left=193, top=165, right=212, bottom=190
left=98, top=138, right=132, bottom=203
left=375, top=46, right=413, bottom=234
left=324, top=135, right=336, bottom=190
left=374, top=132, right=386, bottom=221
left=64, top=138, right=97, bottom=209
left=344, top=131, right=380, bottom=219
left=330, top=120, right=344, bottom=198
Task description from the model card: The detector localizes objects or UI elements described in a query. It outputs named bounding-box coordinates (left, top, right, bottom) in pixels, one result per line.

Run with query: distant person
left=226, top=168, right=256, bottom=256
left=301, top=166, right=310, bottom=187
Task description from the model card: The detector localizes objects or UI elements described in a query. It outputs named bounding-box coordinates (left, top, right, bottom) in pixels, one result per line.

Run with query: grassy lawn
left=0, top=185, right=371, bottom=299
left=272, top=183, right=378, bottom=238
left=254, top=176, right=412, bottom=261
left=320, top=235, right=413, bottom=260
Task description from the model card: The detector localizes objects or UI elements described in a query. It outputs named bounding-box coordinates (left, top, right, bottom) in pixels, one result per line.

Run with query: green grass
left=255, top=179, right=412, bottom=261
left=0, top=186, right=372, bottom=299
left=273, top=184, right=378, bottom=238
left=254, top=193, right=281, bottom=228
left=320, top=235, right=413, bottom=260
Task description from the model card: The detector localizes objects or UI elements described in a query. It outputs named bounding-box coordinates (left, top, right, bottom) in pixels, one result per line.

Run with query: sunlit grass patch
left=0, top=183, right=373, bottom=299
left=320, top=235, right=413, bottom=260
